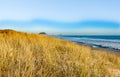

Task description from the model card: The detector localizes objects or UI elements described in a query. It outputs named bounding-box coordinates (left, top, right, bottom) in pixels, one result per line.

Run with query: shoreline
left=55, top=36, right=120, bottom=51
left=55, top=36, right=120, bottom=56
left=75, top=41, right=120, bottom=51
left=75, top=41, right=120, bottom=57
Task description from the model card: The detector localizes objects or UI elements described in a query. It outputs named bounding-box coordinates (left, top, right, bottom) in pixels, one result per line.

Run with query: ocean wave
left=57, top=36, right=120, bottom=50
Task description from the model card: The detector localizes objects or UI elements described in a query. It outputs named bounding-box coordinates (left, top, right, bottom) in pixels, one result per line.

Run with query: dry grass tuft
left=0, top=29, right=120, bottom=77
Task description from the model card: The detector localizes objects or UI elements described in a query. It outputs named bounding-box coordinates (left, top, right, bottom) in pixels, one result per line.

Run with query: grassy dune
left=0, top=29, right=120, bottom=77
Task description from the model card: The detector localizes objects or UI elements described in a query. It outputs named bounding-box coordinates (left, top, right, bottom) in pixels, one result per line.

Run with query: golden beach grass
left=0, top=29, right=120, bottom=77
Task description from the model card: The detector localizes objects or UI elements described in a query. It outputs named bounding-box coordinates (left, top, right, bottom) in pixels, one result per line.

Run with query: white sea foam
left=60, top=37, right=120, bottom=50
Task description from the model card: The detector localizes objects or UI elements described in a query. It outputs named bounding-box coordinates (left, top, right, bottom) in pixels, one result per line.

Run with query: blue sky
left=0, top=0, right=120, bottom=34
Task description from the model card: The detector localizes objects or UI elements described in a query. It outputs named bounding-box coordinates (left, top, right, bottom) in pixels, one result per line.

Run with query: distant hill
left=39, top=32, right=47, bottom=35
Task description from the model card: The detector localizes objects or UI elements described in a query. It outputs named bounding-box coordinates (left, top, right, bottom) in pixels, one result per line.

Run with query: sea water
left=55, top=35, right=120, bottom=51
